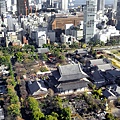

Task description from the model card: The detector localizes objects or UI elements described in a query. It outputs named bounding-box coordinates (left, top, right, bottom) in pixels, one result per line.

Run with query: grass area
left=111, top=59, right=120, bottom=69
left=111, top=50, right=120, bottom=56
left=97, top=49, right=120, bottom=68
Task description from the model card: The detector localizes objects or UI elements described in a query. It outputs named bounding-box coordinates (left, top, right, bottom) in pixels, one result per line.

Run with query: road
left=94, top=45, right=120, bottom=51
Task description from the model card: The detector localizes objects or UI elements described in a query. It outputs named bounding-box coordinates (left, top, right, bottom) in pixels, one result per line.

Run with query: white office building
left=83, top=0, right=97, bottom=43
left=113, top=0, right=118, bottom=12
left=7, top=0, right=17, bottom=14
left=61, top=0, right=68, bottom=11
left=96, top=26, right=120, bottom=43
left=0, top=0, right=6, bottom=14
left=97, top=0, right=105, bottom=13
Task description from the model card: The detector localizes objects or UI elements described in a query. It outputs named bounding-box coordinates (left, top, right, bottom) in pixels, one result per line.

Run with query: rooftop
left=58, top=64, right=88, bottom=82
left=97, top=64, right=113, bottom=71
left=103, top=89, right=116, bottom=98
left=28, top=80, right=47, bottom=95
left=91, top=71, right=105, bottom=82
left=90, top=59, right=105, bottom=66
left=0, top=106, right=4, bottom=120
left=57, top=80, right=89, bottom=91
left=75, top=49, right=88, bottom=54
left=37, top=48, right=49, bottom=54
left=107, top=69, right=120, bottom=77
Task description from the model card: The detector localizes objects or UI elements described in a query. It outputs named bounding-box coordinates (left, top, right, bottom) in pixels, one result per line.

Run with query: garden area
left=22, top=96, right=71, bottom=120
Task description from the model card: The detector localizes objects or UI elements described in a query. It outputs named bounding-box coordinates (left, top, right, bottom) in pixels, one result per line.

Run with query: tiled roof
left=57, top=80, right=89, bottom=91
left=58, top=64, right=88, bottom=82
left=97, top=64, right=113, bottom=71
left=107, top=70, right=120, bottom=77
left=90, top=59, right=105, bottom=66
left=59, top=74, right=87, bottom=82
left=103, top=90, right=114, bottom=98
left=28, top=80, right=47, bottom=95
left=92, top=71, right=105, bottom=82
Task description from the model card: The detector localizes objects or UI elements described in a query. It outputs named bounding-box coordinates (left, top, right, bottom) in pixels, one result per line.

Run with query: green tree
left=45, top=115, right=58, bottom=120
left=40, top=66, right=49, bottom=72
left=32, top=111, right=44, bottom=120
left=15, top=52, right=23, bottom=62
left=61, top=44, right=66, bottom=49
left=59, top=55, right=65, bottom=63
left=105, top=113, right=117, bottom=120
left=23, top=45, right=35, bottom=52
left=0, top=55, right=10, bottom=65
left=10, top=94, right=19, bottom=104
left=43, top=44, right=50, bottom=48
left=51, top=112, right=59, bottom=118
left=54, top=50, right=60, bottom=57
left=69, top=42, right=79, bottom=49
left=53, top=96, right=63, bottom=110
left=27, top=97, right=39, bottom=111
left=27, top=97, right=44, bottom=119
left=7, top=104, right=20, bottom=116
left=100, top=41, right=105, bottom=46
left=34, top=53, right=38, bottom=60
left=82, top=43, right=87, bottom=48
left=93, top=88, right=102, bottom=98
left=41, top=53, right=48, bottom=61
left=60, top=107, right=71, bottom=120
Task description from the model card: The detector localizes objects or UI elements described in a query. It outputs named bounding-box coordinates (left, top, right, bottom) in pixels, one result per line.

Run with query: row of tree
left=4, top=58, right=22, bottom=119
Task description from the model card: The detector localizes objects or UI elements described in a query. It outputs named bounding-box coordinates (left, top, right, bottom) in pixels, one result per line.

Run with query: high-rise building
left=116, top=0, right=120, bottom=29
left=117, top=0, right=120, bottom=18
left=7, top=15, right=13, bottom=31
left=7, top=0, right=17, bottom=14
left=0, top=0, right=6, bottom=15
left=83, top=0, right=97, bottom=43
left=113, top=0, right=118, bottom=11
left=47, top=0, right=52, bottom=7
left=61, top=0, right=68, bottom=11
left=17, top=0, right=29, bottom=16
left=97, top=0, right=105, bottom=13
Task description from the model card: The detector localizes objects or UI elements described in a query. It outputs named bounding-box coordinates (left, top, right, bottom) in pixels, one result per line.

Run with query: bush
left=40, top=66, right=49, bottom=72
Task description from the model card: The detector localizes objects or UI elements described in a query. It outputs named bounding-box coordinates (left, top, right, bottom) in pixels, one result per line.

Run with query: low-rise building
left=96, top=26, right=120, bottom=43
left=6, top=32, right=22, bottom=47
left=87, top=58, right=109, bottom=67
left=0, top=31, right=6, bottom=47
left=37, top=31, right=47, bottom=47
left=53, top=64, right=90, bottom=95
left=28, top=80, right=48, bottom=98
left=51, top=14, right=83, bottom=30
left=103, top=84, right=120, bottom=100
left=47, top=31, right=55, bottom=42
left=30, top=30, right=47, bottom=47
left=60, top=33, right=77, bottom=44
left=65, top=23, right=83, bottom=40
left=0, top=106, right=4, bottom=120
left=85, top=58, right=118, bottom=87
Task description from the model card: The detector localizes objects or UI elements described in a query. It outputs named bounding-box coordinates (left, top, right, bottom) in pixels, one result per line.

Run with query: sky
left=75, top=0, right=114, bottom=5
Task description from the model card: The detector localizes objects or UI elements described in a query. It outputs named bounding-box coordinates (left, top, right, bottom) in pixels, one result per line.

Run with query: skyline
left=75, top=0, right=114, bottom=5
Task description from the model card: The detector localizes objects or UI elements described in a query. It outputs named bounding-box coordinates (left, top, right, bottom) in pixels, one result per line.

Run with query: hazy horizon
left=74, top=0, right=114, bottom=5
